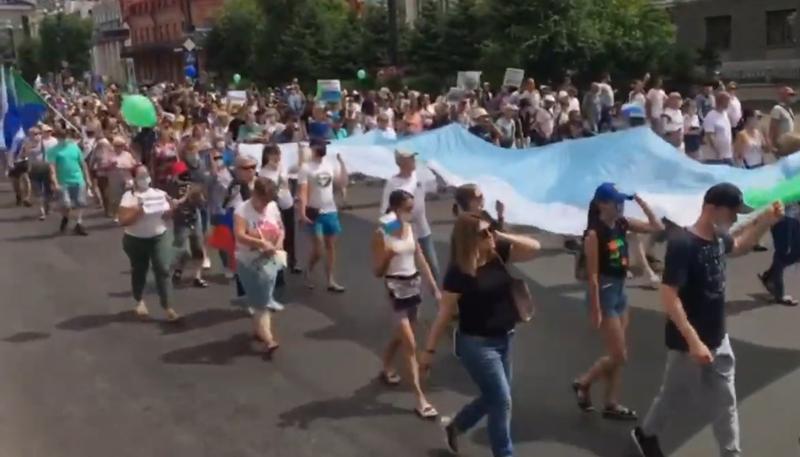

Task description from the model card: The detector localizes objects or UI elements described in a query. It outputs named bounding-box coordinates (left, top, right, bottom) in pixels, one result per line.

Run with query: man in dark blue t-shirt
left=632, top=183, right=782, bottom=457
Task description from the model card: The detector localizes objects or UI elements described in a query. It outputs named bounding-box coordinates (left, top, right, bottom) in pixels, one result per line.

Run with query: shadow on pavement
left=283, top=212, right=800, bottom=457
left=3, top=231, right=59, bottom=242
left=2, top=331, right=50, bottom=343
left=159, top=332, right=263, bottom=365
left=158, top=308, right=245, bottom=335
left=278, top=378, right=411, bottom=430
left=56, top=310, right=148, bottom=331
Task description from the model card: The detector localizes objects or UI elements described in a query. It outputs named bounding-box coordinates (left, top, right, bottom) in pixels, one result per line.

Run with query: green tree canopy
left=38, top=13, right=93, bottom=75
left=204, top=0, right=262, bottom=83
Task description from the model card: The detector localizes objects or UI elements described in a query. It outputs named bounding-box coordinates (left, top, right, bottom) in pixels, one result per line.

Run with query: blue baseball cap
left=594, top=182, right=634, bottom=203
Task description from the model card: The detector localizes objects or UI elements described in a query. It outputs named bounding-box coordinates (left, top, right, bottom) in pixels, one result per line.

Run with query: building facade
left=666, top=0, right=799, bottom=81
left=0, top=0, right=35, bottom=60
left=91, top=0, right=130, bottom=85
left=120, top=0, right=225, bottom=84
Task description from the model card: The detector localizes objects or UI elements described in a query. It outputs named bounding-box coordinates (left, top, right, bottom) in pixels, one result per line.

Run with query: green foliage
left=17, top=37, right=41, bottom=83
left=204, top=0, right=261, bottom=82
left=206, top=0, right=678, bottom=89
left=37, top=14, right=93, bottom=75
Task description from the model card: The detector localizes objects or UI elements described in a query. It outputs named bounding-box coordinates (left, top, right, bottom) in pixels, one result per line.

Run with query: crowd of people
left=2, top=74, right=799, bottom=457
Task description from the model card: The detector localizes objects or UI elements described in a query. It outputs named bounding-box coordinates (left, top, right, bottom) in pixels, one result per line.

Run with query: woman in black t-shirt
left=420, top=214, right=540, bottom=456
left=572, top=183, right=663, bottom=421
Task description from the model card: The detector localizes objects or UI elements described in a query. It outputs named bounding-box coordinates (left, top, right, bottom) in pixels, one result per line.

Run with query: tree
left=204, top=0, right=262, bottom=83
left=16, top=37, right=41, bottom=83
left=406, top=0, right=446, bottom=75
left=37, top=13, right=93, bottom=75
left=440, top=0, right=484, bottom=72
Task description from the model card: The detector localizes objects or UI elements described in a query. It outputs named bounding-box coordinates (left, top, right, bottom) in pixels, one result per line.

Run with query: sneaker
left=631, top=426, right=664, bottom=457
left=267, top=301, right=285, bottom=312
left=442, top=418, right=459, bottom=455
left=73, top=224, right=88, bottom=236
left=202, top=257, right=211, bottom=270
left=59, top=217, right=68, bottom=234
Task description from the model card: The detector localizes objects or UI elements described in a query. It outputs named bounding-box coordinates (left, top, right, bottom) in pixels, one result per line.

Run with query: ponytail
left=586, top=199, right=601, bottom=233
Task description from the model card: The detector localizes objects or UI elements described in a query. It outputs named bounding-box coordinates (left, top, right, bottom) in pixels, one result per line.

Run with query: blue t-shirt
left=308, top=121, right=331, bottom=140
left=47, top=140, right=85, bottom=186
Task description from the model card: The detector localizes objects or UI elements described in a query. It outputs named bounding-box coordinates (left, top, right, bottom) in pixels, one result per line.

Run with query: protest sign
left=227, top=90, right=247, bottom=106
left=140, top=192, right=170, bottom=215
left=317, top=79, right=342, bottom=102
left=456, top=71, right=481, bottom=91
left=503, top=68, right=525, bottom=88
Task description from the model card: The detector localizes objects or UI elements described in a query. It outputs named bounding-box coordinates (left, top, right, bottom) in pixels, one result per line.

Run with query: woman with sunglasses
left=420, top=214, right=540, bottom=457
left=572, top=183, right=663, bottom=421
left=372, top=189, right=440, bottom=420
left=733, top=108, right=767, bottom=169
left=452, top=183, right=505, bottom=232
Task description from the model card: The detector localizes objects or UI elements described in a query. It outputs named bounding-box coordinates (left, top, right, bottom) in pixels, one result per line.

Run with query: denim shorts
left=311, top=212, right=342, bottom=237
left=588, top=276, right=628, bottom=318
left=60, top=184, right=87, bottom=209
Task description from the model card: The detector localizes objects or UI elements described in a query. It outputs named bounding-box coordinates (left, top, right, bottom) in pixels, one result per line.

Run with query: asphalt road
left=0, top=181, right=798, bottom=457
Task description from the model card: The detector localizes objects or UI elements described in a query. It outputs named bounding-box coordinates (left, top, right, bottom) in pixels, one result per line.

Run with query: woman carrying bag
left=420, top=214, right=540, bottom=457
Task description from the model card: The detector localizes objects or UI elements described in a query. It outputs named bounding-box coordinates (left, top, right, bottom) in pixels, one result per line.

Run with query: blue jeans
left=417, top=234, right=440, bottom=282
left=764, top=216, right=800, bottom=298
left=453, top=332, right=514, bottom=457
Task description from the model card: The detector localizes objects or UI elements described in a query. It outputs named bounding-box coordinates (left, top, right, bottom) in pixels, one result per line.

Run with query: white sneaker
left=648, top=273, right=661, bottom=289
left=202, top=257, right=212, bottom=270
left=267, top=301, right=285, bottom=312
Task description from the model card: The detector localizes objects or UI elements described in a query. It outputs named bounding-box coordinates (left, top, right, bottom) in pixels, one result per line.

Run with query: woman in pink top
left=404, top=97, right=424, bottom=135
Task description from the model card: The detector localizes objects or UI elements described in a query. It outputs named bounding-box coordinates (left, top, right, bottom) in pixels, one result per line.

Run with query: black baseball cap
left=703, top=183, right=751, bottom=213
left=309, top=138, right=330, bottom=149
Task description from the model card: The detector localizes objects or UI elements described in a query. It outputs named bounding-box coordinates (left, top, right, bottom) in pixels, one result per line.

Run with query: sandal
left=602, top=404, right=638, bottom=421
left=571, top=380, right=595, bottom=412
left=378, top=371, right=401, bottom=386
left=415, top=404, right=438, bottom=420
left=778, top=295, right=799, bottom=307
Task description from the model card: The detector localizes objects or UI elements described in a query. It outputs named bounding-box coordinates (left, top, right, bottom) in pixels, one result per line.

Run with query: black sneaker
left=631, top=426, right=664, bottom=457
left=73, top=224, right=88, bottom=236
left=59, top=217, right=68, bottom=234
left=443, top=420, right=459, bottom=454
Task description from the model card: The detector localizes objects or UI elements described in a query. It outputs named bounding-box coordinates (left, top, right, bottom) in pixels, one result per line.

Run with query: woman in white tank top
left=734, top=109, right=767, bottom=169
left=371, top=189, right=440, bottom=419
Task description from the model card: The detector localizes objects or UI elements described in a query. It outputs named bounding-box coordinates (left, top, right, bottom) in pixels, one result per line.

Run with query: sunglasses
left=239, top=165, right=257, bottom=170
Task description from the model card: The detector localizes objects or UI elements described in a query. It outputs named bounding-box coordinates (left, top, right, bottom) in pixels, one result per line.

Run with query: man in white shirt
left=297, top=138, right=348, bottom=292
left=646, top=78, right=667, bottom=134
left=700, top=92, right=734, bottom=165
left=380, top=149, right=440, bottom=281
left=769, top=86, right=796, bottom=152
left=532, top=95, right=556, bottom=146
left=726, top=82, right=742, bottom=129
left=661, top=92, right=684, bottom=149
left=597, top=73, right=615, bottom=132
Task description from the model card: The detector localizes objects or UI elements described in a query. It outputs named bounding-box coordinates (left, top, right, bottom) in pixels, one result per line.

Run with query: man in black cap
left=632, top=183, right=783, bottom=457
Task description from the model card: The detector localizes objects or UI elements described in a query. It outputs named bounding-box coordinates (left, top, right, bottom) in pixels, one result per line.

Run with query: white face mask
left=135, top=175, right=151, bottom=190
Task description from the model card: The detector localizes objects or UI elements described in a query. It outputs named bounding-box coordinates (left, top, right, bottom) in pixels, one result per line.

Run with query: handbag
left=498, top=255, right=536, bottom=323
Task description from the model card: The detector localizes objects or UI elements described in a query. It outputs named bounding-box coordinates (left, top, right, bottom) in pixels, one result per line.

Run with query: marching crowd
left=2, top=74, right=798, bottom=457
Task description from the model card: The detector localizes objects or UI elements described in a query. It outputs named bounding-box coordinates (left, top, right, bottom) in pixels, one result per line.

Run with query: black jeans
left=764, top=217, right=800, bottom=298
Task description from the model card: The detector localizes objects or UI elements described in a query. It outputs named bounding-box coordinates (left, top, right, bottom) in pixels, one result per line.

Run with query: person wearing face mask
left=632, top=183, right=782, bottom=457
left=181, top=141, right=213, bottom=269
left=207, top=141, right=236, bottom=279
left=371, top=190, right=440, bottom=419
left=25, top=127, right=53, bottom=220
left=107, top=136, right=137, bottom=219
left=571, top=183, right=663, bottom=421
left=47, top=124, right=92, bottom=236
left=233, top=177, right=285, bottom=357
left=117, top=164, right=180, bottom=322
left=297, top=138, right=348, bottom=292
left=260, top=144, right=301, bottom=281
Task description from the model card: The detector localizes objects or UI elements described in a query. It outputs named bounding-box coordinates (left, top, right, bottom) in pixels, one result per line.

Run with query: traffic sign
left=183, top=38, right=196, bottom=52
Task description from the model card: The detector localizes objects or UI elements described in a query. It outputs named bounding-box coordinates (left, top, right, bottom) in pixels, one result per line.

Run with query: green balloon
left=233, top=73, right=242, bottom=84
left=120, top=95, right=157, bottom=128
left=357, top=69, right=366, bottom=80
left=744, top=174, right=800, bottom=209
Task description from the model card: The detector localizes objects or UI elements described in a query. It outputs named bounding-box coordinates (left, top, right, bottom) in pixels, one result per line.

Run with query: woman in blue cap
left=572, top=183, right=664, bottom=420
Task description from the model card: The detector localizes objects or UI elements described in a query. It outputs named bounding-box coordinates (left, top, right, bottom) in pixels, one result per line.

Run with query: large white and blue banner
left=264, top=125, right=800, bottom=235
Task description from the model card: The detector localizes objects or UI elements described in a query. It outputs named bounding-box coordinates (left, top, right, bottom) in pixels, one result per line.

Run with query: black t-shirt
left=589, top=218, right=629, bottom=278
left=444, top=240, right=515, bottom=337
left=662, top=228, right=734, bottom=351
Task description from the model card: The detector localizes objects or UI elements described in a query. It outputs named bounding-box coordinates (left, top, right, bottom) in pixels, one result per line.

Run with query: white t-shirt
left=771, top=103, right=795, bottom=138
left=568, top=97, right=580, bottom=114
left=534, top=107, right=555, bottom=138
left=598, top=83, right=614, bottom=108
left=701, top=109, right=733, bottom=161
left=42, top=136, right=58, bottom=153
left=298, top=160, right=338, bottom=214
left=259, top=165, right=294, bottom=210
left=629, top=91, right=646, bottom=108
left=662, top=108, right=684, bottom=134
left=234, top=200, right=282, bottom=262
left=727, top=96, right=742, bottom=127
left=647, top=89, right=667, bottom=119
left=119, top=188, right=169, bottom=238
left=379, top=172, right=435, bottom=238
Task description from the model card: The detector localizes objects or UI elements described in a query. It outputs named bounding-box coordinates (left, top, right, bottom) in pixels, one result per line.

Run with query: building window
left=705, top=15, right=731, bottom=50
left=766, top=9, right=797, bottom=47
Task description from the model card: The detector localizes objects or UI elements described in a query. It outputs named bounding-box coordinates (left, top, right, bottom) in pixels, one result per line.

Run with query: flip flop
left=571, top=380, right=595, bottom=412
left=378, top=371, right=401, bottom=386
left=415, top=404, right=438, bottom=420
left=602, top=404, right=638, bottom=421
